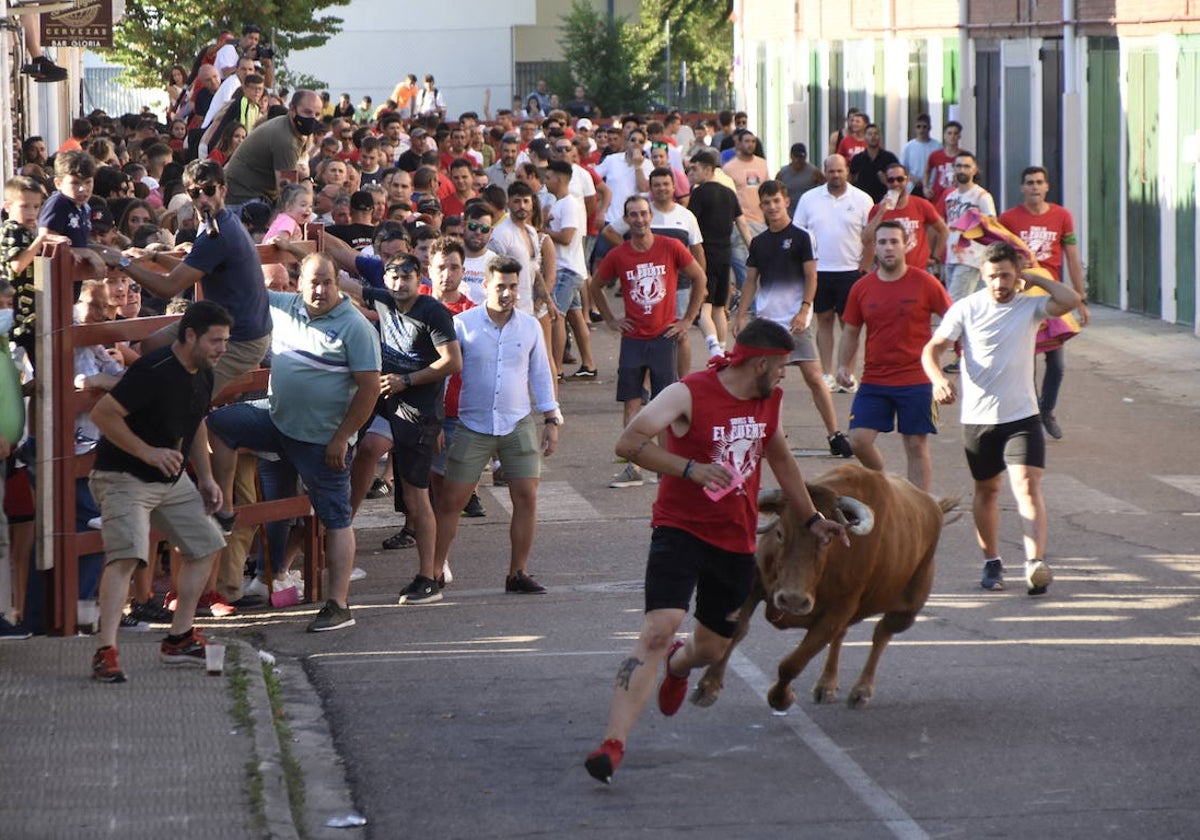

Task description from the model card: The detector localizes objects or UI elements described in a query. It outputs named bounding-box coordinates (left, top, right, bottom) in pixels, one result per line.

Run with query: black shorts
left=388, top=413, right=441, bottom=492
left=962, top=415, right=1046, bottom=481
left=645, top=526, right=756, bottom=639
left=704, top=258, right=733, bottom=308
left=813, top=270, right=863, bottom=316
left=616, top=335, right=676, bottom=404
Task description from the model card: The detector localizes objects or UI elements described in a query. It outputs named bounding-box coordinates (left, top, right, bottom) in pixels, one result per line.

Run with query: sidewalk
left=0, top=633, right=297, bottom=840
left=0, top=304, right=1195, bottom=839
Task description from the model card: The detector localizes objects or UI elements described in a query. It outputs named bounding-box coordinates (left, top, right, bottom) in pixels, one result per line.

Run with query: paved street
left=218, top=307, right=1200, bottom=839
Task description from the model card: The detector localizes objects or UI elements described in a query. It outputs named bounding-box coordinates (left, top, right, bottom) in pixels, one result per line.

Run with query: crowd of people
left=2, top=31, right=1084, bottom=779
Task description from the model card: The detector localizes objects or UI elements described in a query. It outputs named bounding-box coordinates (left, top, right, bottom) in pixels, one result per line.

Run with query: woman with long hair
left=207, top=122, right=247, bottom=166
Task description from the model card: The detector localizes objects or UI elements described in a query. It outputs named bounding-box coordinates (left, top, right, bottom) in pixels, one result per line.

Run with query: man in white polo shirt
left=791, top=154, right=874, bottom=392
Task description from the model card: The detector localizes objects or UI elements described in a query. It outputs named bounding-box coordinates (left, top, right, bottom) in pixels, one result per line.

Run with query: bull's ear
left=757, top=488, right=784, bottom=515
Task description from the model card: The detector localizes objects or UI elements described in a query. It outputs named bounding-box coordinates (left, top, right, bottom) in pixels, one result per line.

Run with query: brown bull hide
left=693, top=464, right=957, bottom=711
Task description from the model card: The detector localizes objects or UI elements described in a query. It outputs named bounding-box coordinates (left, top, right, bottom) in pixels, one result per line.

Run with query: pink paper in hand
left=703, top=462, right=745, bottom=501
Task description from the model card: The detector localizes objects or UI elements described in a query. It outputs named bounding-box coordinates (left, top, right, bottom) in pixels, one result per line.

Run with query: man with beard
left=459, top=202, right=495, bottom=304
left=583, top=318, right=848, bottom=784
left=487, top=182, right=553, bottom=318
left=922, top=241, right=1081, bottom=596
left=836, top=221, right=951, bottom=490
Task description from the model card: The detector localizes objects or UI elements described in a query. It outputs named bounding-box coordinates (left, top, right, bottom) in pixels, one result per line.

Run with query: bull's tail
left=938, top=495, right=963, bottom=526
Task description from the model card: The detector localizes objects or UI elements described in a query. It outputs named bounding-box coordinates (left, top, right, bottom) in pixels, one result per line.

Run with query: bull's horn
left=834, top=496, right=875, bottom=535
left=757, top=488, right=785, bottom=514
left=757, top=515, right=780, bottom=535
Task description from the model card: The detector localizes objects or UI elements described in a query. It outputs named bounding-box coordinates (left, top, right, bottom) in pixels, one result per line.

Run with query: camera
left=255, top=44, right=275, bottom=61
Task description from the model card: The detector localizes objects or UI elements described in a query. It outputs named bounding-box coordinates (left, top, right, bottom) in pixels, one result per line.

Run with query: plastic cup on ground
left=205, top=643, right=226, bottom=676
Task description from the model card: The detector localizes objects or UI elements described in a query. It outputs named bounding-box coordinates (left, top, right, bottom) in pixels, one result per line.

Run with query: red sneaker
left=160, top=628, right=208, bottom=666
left=92, top=645, right=127, bottom=682
left=584, top=738, right=624, bottom=784
left=197, top=590, right=237, bottom=618
left=657, top=640, right=688, bottom=716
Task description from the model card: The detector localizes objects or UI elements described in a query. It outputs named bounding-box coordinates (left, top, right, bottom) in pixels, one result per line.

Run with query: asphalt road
left=234, top=308, right=1200, bottom=840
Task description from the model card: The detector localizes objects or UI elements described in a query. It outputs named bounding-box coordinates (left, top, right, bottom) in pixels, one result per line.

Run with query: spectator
left=225, top=89, right=322, bottom=207
left=263, top=182, right=314, bottom=242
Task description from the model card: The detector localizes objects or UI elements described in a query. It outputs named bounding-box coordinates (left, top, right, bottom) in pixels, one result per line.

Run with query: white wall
left=283, top=0, right=537, bottom=119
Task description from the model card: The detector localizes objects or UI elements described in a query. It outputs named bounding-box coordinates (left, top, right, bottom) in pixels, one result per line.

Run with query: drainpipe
left=1061, top=0, right=1085, bottom=255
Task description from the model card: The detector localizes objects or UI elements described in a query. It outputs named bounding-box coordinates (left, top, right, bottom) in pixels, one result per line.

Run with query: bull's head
left=755, top=488, right=875, bottom=617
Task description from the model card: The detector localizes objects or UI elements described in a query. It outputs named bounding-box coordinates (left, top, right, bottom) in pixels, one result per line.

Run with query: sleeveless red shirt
left=652, top=368, right=783, bottom=554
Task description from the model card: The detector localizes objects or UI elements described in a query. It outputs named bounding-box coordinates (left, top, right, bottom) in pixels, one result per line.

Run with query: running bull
left=692, top=464, right=957, bottom=710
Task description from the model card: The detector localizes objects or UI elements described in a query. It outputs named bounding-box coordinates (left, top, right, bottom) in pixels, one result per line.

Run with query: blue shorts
left=429, top=416, right=458, bottom=477
left=206, top=403, right=354, bottom=529
left=848, top=382, right=938, bottom=436
left=616, top=335, right=676, bottom=403
left=553, top=267, right=585, bottom=312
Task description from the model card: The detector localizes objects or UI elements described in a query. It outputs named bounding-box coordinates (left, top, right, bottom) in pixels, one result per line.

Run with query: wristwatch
left=544, top=415, right=561, bottom=426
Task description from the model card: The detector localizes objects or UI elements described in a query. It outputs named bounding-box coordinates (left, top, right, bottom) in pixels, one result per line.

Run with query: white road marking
left=486, top=480, right=601, bottom=522
left=1041, top=474, right=1146, bottom=515
left=1154, top=475, right=1200, bottom=497
left=728, top=650, right=930, bottom=840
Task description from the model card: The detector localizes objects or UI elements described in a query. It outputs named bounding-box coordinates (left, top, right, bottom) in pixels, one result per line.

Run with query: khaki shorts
left=89, top=470, right=227, bottom=565
left=156, top=323, right=270, bottom=397
left=444, top=415, right=541, bottom=484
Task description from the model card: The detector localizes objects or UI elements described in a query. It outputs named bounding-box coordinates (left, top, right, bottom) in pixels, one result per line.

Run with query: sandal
left=382, top=527, right=416, bottom=550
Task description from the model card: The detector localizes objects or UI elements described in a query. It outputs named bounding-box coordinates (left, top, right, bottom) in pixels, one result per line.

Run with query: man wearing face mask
left=225, top=89, right=323, bottom=207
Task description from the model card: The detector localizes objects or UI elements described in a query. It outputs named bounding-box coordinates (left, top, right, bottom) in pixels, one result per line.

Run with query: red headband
left=707, top=342, right=790, bottom=371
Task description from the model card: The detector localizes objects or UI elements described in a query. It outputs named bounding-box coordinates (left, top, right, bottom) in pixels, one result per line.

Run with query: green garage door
left=1126, top=48, right=1162, bottom=317
left=1176, top=40, right=1198, bottom=327
left=1087, top=38, right=1121, bottom=307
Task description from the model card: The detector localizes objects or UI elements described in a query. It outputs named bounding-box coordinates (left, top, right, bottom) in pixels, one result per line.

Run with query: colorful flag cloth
left=951, top=209, right=1080, bottom=353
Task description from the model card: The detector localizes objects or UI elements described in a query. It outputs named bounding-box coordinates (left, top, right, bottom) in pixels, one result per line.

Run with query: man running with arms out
left=836, top=221, right=952, bottom=491
left=584, top=318, right=848, bottom=783
left=590, top=195, right=707, bottom=488
left=735, top=180, right=854, bottom=457
left=921, top=241, right=1081, bottom=595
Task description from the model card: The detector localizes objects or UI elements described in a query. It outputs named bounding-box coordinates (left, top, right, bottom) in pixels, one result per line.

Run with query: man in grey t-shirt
left=775, top=143, right=825, bottom=217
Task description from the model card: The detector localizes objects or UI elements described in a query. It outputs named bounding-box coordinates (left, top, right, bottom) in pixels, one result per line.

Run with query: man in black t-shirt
left=685, top=149, right=753, bottom=354
left=88, top=301, right=234, bottom=683
left=324, top=189, right=377, bottom=250
left=340, top=239, right=463, bottom=602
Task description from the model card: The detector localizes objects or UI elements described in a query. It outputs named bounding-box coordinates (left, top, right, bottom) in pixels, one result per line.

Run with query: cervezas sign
left=41, top=1, right=116, bottom=49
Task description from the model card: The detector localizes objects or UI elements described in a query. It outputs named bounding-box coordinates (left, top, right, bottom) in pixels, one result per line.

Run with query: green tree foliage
left=102, top=0, right=348, bottom=89
left=557, top=0, right=732, bottom=115
left=556, top=1, right=659, bottom=115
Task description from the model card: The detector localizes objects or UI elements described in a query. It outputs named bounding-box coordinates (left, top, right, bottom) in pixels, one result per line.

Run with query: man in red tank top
left=584, top=319, right=849, bottom=784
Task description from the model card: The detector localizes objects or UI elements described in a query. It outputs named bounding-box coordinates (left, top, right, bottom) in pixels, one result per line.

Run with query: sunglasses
left=651, top=141, right=668, bottom=150
left=886, top=175, right=907, bottom=183
left=186, top=183, right=220, bottom=198
left=554, top=145, right=572, bottom=153
left=466, top=221, right=492, bottom=233
left=384, top=257, right=422, bottom=277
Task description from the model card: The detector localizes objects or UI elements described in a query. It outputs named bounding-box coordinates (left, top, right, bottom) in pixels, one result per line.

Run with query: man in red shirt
left=997, top=166, right=1088, bottom=439
left=590, top=195, right=707, bottom=488
left=584, top=318, right=848, bottom=784
left=863, top=163, right=948, bottom=272
left=836, top=221, right=952, bottom=490
left=923, top=121, right=962, bottom=205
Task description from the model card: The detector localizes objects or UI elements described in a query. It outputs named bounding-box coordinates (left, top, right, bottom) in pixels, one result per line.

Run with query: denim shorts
left=553, top=267, right=586, bottom=312
left=206, top=403, right=354, bottom=529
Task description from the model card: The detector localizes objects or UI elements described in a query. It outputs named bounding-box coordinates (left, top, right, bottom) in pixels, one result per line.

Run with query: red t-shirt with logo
left=997, top=203, right=1076, bottom=281
left=837, top=134, right=867, bottom=161
left=868, top=196, right=942, bottom=268
left=652, top=367, right=782, bottom=554
left=597, top=235, right=694, bottom=339
left=842, top=267, right=952, bottom=386
left=925, top=149, right=957, bottom=202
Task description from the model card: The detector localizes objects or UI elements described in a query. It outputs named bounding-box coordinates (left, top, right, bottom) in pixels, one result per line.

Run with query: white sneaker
left=349, top=567, right=367, bottom=582
left=822, top=373, right=838, bottom=392
left=86, top=516, right=103, bottom=530
left=608, top=464, right=644, bottom=488
left=835, top=376, right=858, bottom=394
left=1025, top=560, right=1054, bottom=596
left=286, top=570, right=305, bottom=590
left=441, top=562, right=453, bottom=585
left=243, top=577, right=270, bottom=600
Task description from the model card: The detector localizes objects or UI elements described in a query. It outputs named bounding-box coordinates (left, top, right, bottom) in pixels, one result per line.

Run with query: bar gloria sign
left=40, top=1, right=118, bottom=49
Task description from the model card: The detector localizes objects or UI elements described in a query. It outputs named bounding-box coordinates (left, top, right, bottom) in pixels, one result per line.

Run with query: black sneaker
left=461, top=492, right=486, bottom=518
left=214, top=510, right=237, bottom=534
left=118, top=613, right=150, bottom=632
left=1041, top=413, right=1063, bottom=440
left=129, top=598, right=173, bottom=624
left=366, top=477, right=392, bottom=499
left=398, top=575, right=442, bottom=605
left=0, top=616, right=32, bottom=640
left=306, top=600, right=356, bottom=632
left=587, top=309, right=603, bottom=324
left=827, top=431, right=853, bottom=458
left=942, top=360, right=960, bottom=374
left=980, top=559, right=1005, bottom=591
left=570, top=366, right=597, bottom=379
left=505, top=571, right=547, bottom=594
left=21, top=56, right=68, bottom=83
left=160, top=628, right=208, bottom=665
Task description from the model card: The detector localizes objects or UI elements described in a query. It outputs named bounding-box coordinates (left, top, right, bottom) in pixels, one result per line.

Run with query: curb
left=234, top=640, right=301, bottom=840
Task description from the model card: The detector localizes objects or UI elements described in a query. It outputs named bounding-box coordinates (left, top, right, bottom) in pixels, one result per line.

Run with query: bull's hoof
left=767, top=682, right=795, bottom=711
left=847, top=685, right=873, bottom=708
left=690, top=681, right=720, bottom=708
left=812, top=684, right=839, bottom=704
